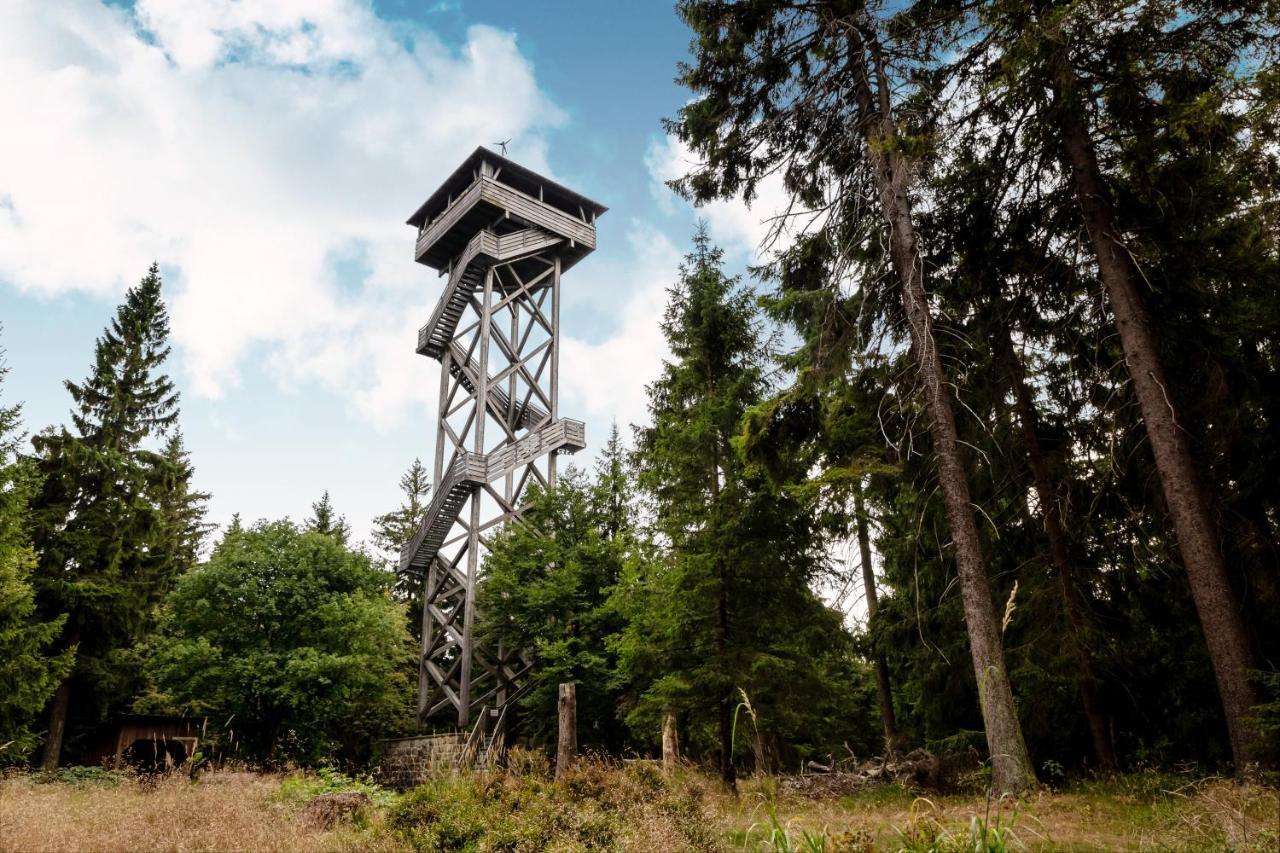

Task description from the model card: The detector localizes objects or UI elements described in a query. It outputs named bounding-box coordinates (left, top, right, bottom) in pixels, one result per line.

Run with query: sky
left=0, top=0, right=785, bottom=554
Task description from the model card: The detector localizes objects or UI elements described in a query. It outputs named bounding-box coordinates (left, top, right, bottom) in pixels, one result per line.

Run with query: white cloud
left=560, top=223, right=680, bottom=433
left=645, top=134, right=796, bottom=262
left=0, top=0, right=564, bottom=428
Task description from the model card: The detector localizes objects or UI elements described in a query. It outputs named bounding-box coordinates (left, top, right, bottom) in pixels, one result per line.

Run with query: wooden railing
left=416, top=178, right=594, bottom=265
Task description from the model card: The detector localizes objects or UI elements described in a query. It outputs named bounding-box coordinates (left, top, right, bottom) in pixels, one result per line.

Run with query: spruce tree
left=938, top=0, right=1280, bottom=772
left=307, top=490, right=351, bottom=546
left=0, top=337, right=72, bottom=763
left=29, top=263, right=196, bottom=768
left=671, top=0, right=1037, bottom=792
left=620, top=227, right=835, bottom=786
left=372, top=458, right=431, bottom=613
left=591, top=423, right=631, bottom=542
left=478, top=468, right=630, bottom=752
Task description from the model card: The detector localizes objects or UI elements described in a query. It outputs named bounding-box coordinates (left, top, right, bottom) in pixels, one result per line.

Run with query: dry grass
left=719, top=772, right=1280, bottom=851
left=0, top=769, right=406, bottom=853
left=1, top=764, right=1276, bottom=852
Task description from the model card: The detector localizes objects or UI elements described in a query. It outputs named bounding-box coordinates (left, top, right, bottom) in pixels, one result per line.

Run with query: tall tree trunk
left=40, top=624, right=79, bottom=771
left=854, top=485, right=902, bottom=757
left=709, top=437, right=737, bottom=790
left=848, top=24, right=1037, bottom=794
left=993, top=324, right=1119, bottom=773
left=1049, top=55, right=1262, bottom=770
left=40, top=678, right=71, bottom=771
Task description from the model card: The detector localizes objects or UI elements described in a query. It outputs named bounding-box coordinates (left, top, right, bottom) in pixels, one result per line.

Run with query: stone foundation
left=375, top=733, right=465, bottom=789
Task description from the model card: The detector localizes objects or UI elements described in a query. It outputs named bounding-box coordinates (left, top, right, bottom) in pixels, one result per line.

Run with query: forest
left=2, top=0, right=1279, bottom=850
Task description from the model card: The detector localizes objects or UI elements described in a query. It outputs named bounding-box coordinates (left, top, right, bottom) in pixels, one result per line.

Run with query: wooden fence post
left=662, top=707, right=680, bottom=774
left=556, top=682, right=577, bottom=779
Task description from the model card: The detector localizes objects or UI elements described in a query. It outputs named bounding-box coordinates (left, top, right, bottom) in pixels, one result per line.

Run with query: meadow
left=2, top=760, right=1276, bottom=852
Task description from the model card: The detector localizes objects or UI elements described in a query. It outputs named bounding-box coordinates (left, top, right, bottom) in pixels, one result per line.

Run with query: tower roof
left=407, top=146, right=607, bottom=230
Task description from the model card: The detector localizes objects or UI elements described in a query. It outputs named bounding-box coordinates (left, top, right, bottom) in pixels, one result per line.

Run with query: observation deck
left=407, top=147, right=607, bottom=271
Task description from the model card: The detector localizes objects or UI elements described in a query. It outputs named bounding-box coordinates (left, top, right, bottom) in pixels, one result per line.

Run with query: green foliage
left=389, top=760, right=722, bottom=852
left=306, top=490, right=351, bottom=546
left=372, top=458, right=431, bottom=611
left=0, top=337, right=73, bottom=763
left=27, top=264, right=206, bottom=760
left=477, top=460, right=631, bottom=751
left=668, top=0, right=1280, bottom=774
left=617, top=226, right=874, bottom=776
left=146, top=518, right=414, bottom=764
left=277, top=766, right=397, bottom=809
left=30, top=765, right=123, bottom=787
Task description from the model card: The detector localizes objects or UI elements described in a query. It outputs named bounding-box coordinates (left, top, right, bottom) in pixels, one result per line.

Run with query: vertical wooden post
left=662, top=708, right=680, bottom=774
left=556, top=682, right=577, bottom=779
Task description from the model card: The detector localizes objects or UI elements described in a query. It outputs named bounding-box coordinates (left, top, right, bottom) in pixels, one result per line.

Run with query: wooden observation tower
left=401, top=147, right=606, bottom=728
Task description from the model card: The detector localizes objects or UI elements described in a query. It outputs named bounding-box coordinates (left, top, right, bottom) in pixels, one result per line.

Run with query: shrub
left=389, top=758, right=724, bottom=852
left=276, top=766, right=396, bottom=809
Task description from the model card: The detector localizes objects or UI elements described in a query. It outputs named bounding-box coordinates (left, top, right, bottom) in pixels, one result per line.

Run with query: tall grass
left=0, top=768, right=401, bottom=852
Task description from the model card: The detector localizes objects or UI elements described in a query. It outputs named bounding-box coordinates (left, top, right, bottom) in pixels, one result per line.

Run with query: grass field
left=1, top=762, right=1276, bottom=851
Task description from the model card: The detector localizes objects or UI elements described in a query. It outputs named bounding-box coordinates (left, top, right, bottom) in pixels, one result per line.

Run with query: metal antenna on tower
left=401, top=147, right=606, bottom=729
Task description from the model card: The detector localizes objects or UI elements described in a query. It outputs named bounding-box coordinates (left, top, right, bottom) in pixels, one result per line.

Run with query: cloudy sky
left=0, top=0, right=780, bottom=550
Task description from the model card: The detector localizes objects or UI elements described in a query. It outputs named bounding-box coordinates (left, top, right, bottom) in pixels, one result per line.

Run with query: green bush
left=276, top=766, right=396, bottom=809
left=31, top=766, right=122, bottom=786
left=389, top=759, right=723, bottom=852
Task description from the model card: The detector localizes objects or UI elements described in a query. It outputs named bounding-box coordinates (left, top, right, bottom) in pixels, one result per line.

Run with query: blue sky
left=0, top=0, right=785, bottom=554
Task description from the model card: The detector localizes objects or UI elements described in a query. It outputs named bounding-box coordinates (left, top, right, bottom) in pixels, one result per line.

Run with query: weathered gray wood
left=407, top=150, right=602, bottom=730
left=557, top=682, right=577, bottom=779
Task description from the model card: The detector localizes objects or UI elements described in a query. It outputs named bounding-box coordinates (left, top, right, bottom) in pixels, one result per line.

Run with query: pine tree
left=372, top=458, right=431, bottom=611
left=671, top=1, right=1037, bottom=793
left=621, top=227, right=835, bottom=787
left=307, top=490, right=352, bottom=546
left=151, top=432, right=212, bottom=592
left=591, top=423, right=631, bottom=541
left=0, top=336, right=72, bottom=763
left=943, top=0, right=1280, bottom=772
left=29, top=263, right=194, bottom=768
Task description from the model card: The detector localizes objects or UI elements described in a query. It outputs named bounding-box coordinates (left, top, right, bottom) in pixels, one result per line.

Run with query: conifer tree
left=591, top=423, right=631, bottom=541
left=620, top=227, right=835, bottom=787
left=306, top=490, right=351, bottom=546
left=372, top=458, right=431, bottom=611
left=29, top=263, right=196, bottom=768
left=0, top=337, right=72, bottom=763
left=152, top=432, right=212, bottom=589
left=939, top=0, right=1280, bottom=771
left=478, top=468, right=630, bottom=752
left=671, top=0, right=1037, bottom=792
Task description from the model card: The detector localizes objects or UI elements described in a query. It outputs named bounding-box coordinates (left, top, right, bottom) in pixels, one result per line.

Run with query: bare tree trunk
left=40, top=624, right=79, bottom=771
left=709, top=436, right=737, bottom=790
left=662, top=708, right=680, bottom=774
left=854, top=485, right=902, bottom=757
left=1049, top=58, right=1262, bottom=770
left=993, top=324, right=1118, bottom=773
left=847, top=24, right=1037, bottom=794
left=556, top=683, right=577, bottom=780
left=40, top=678, right=71, bottom=771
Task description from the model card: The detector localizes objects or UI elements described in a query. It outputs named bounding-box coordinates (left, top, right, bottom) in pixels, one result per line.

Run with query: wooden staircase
left=398, top=452, right=486, bottom=573
left=416, top=227, right=563, bottom=360
left=399, top=419, right=586, bottom=573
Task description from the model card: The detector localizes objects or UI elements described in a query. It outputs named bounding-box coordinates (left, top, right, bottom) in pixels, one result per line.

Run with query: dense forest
left=2, top=0, right=1278, bottom=804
